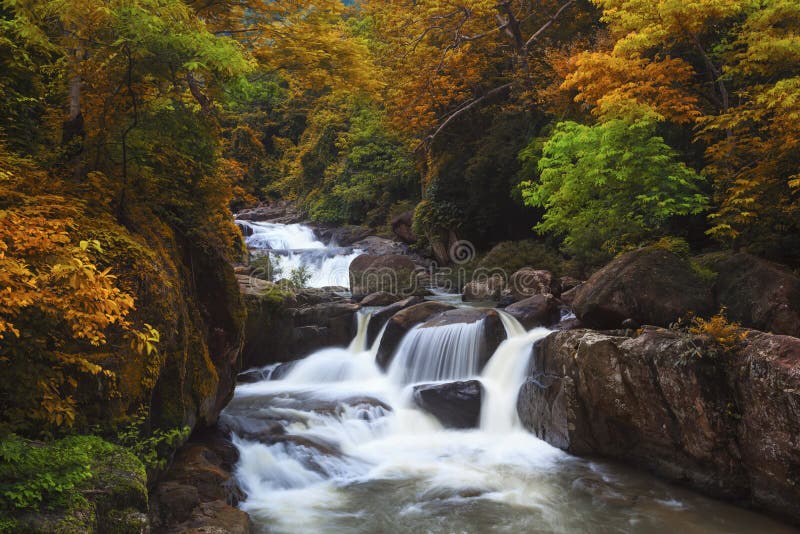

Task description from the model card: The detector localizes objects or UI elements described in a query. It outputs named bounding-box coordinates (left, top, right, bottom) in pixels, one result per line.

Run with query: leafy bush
left=114, top=408, right=190, bottom=472
left=289, top=266, right=312, bottom=288
left=519, top=118, right=708, bottom=265
left=250, top=253, right=282, bottom=281
left=689, top=308, right=747, bottom=357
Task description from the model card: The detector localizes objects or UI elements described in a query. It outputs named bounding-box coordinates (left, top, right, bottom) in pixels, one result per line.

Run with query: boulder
left=349, top=253, right=419, bottom=298
left=462, top=274, right=505, bottom=301
left=314, top=224, right=371, bottom=247
left=503, top=268, right=560, bottom=301
left=505, top=294, right=562, bottom=329
left=572, top=247, right=713, bottom=329
left=559, top=276, right=582, bottom=293
left=366, top=296, right=424, bottom=347
left=518, top=328, right=800, bottom=524
left=391, top=210, right=417, bottom=243
left=375, top=301, right=455, bottom=369
left=360, top=291, right=402, bottom=307
left=234, top=200, right=303, bottom=224
left=412, top=380, right=483, bottom=429
left=713, top=253, right=800, bottom=337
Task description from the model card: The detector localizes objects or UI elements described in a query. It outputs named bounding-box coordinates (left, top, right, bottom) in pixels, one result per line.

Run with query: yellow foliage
left=689, top=308, right=747, bottom=353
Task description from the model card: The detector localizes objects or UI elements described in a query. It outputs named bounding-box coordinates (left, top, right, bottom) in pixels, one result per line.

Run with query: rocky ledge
left=518, top=327, right=800, bottom=525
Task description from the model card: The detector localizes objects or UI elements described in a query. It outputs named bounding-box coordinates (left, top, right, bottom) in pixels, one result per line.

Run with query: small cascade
left=348, top=311, right=372, bottom=353
left=238, top=221, right=362, bottom=288
left=479, top=313, right=551, bottom=433
left=387, top=320, right=485, bottom=385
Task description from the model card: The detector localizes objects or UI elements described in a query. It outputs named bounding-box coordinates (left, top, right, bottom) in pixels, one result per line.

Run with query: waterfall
left=479, top=312, right=550, bottom=433
left=238, top=220, right=363, bottom=288
left=348, top=310, right=372, bottom=353
left=386, top=320, right=485, bottom=385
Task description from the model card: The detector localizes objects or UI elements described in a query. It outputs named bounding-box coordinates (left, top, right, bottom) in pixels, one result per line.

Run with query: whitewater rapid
left=222, top=308, right=795, bottom=534
left=237, top=220, right=362, bottom=288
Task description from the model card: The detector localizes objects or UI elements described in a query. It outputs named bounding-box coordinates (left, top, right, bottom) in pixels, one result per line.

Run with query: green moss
left=0, top=435, right=146, bottom=534
left=477, top=240, right=578, bottom=278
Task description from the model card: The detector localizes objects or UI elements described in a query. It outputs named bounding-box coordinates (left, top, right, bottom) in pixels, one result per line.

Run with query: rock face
left=713, top=253, right=800, bottom=337
left=391, top=210, right=416, bottom=243
left=504, top=294, right=562, bottom=329
left=572, top=247, right=713, bottom=329
left=150, top=428, right=252, bottom=533
left=518, top=328, right=800, bottom=524
left=240, top=279, right=359, bottom=368
left=503, top=268, right=560, bottom=302
left=462, top=274, right=505, bottom=301
left=413, top=380, right=483, bottom=428
left=349, top=253, right=419, bottom=298
left=375, top=301, right=455, bottom=369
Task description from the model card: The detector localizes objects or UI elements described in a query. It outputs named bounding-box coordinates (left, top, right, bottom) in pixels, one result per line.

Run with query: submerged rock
left=518, top=327, right=800, bottom=524
left=413, top=380, right=483, bottom=429
left=572, top=247, right=713, bottom=329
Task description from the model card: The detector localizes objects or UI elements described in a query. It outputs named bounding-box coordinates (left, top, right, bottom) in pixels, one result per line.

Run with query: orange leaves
left=563, top=51, right=701, bottom=123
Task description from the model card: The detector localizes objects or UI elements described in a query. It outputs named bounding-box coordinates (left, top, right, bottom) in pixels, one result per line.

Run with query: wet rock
left=413, top=380, right=483, bottom=429
left=150, top=427, right=250, bottom=533
left=518, top=328, right=800, bottom=524
left=235, top=200, right=303, bottom=224
left=375, top=301, right=455, bottom=369
left=505, top=294, right=562, bottom=329
left=462, top=274, right=505, bottom=301
left=572, top=247, right=713, bottom=329
left=713, top=253, right=800, bottom=337
left=391, top=210, right=417, bottom=243
left=560, top=276, right=582, bottom=293
left=366, top=296, right=424, bottom=347
left=361, top=291, right=402, bottom=307
left=316, top=224, right=372, bottom=246
left=349, top=253, right=419, bottom=298
left=503, top=268, right=560, bottom=301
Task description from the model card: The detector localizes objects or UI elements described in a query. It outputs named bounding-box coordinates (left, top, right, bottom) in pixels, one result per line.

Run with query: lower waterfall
left=222, top=309, right=795, bottom=534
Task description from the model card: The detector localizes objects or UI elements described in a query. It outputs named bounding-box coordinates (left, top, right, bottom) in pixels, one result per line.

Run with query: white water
left=238, top=220, right=362, bottom=288
left=224, top=308, right=797, bottom=534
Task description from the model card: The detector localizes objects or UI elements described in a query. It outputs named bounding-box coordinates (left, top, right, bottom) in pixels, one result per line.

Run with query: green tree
left=520, top=117, right=708, bottom=264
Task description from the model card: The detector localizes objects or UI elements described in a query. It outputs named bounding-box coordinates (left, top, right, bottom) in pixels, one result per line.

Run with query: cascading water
left=237, top=220, right=362, bottom=288
left=387, top=320, right=485, bottom=385
left=222, top=307, right=797, bottom=534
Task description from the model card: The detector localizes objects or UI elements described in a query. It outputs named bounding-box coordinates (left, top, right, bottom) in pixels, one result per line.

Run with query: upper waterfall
left=238, top=221, right=363, bottom=288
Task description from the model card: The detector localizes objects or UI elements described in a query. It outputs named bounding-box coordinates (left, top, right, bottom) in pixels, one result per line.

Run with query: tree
left=520, top=117, right=708, bottom=263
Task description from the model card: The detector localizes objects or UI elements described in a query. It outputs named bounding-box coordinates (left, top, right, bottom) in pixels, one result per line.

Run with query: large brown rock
left=572, top=247, right=713, bottom=329
left=412, top=380, right=483, bottom=429
left=504, top=294, right=562, bottom=329
left=360, top=291, right=402, bottom=307
left=462, top=274, right=505, bottom=301
left=375, top=301, right=455, bottom=369
left=503, top=268, right=560, bottom=301
left=391, top=210, right=417, bottom=243
left=518, top=328, right=800, bottom=524
left=349, top=253, right=419, bottom=298
left=240, top=280, right=358, bottom=367
left=713, top=253, right=800, bottom=337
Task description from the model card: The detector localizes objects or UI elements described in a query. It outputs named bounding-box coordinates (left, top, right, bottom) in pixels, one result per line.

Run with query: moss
left=1, top=435, right=146, bottom=534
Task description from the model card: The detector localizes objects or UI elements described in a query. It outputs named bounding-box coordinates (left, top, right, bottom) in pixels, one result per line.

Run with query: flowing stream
left=237, top=220, right=362, bottom=288
left=222, top=306, right=796, bottom=533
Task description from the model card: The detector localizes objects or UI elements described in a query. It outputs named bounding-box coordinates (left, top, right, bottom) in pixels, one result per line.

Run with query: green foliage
left=288, top=266, right=312, bottom=288
left=520, top=118, right=708, bottom=264
left=114, top=409, right=189, bottom=472
left=412, top=199, right=463, bottom=239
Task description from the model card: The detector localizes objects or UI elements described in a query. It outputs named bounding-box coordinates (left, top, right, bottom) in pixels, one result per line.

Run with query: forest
left=1, top=0, right=799, bottom=532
